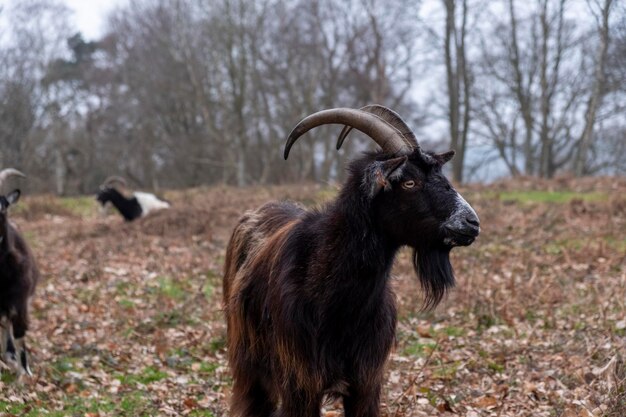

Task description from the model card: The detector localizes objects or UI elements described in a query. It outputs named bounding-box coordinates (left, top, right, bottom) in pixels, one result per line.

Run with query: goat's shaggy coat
left=224, top=152, right=479, bottom=416
left=0, top=189, right=39, bottom=376
left=224, top=106, right=479, bottom=416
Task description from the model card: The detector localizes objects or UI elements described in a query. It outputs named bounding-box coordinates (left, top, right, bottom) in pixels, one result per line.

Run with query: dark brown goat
left=0, top=169, right=39, bottom=376
left=223, top=106, right=480, bottom=416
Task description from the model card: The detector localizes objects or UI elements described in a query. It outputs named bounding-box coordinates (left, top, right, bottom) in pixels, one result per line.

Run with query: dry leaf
left=473, top=395, right=498, bottom=408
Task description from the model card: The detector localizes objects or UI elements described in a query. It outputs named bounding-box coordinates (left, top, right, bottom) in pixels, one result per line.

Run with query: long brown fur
left=223, top=149, right=479, bottom=417
left=224, top=201, right=312, bottom=415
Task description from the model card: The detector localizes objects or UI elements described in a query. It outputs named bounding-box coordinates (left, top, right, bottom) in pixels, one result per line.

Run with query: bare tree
left=442, top=0, right=472, bottom=183
left=475, top=0, right=604, bottom=178
left=0, top=0, right=72, bottom=190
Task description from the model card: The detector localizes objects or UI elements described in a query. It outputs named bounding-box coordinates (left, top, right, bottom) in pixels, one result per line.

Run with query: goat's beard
left=412, top=246, right=455, bottom=310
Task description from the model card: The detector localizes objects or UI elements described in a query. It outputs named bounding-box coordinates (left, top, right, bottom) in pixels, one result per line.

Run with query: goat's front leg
left=0, top=316, right=7, bottom=356
left=0, top=316, right=18, bottom=369
left=11, top=306, right=32, bottom=376
left=13, top=337, right=31, bottom=376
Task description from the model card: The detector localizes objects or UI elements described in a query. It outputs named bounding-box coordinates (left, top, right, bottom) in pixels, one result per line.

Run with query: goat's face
left=361, top=150, right=479, bottom=306
left=95, top=187, right=114, bottom=206
left=368, top=150, right=480, bottom=249
left=0, top=189, right=20, bottom=241
left=285, top=106, right=478, bottom=307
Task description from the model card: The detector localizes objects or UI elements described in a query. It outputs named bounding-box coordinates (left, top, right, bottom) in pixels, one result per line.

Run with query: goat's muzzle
left=442, top=194, right=480, bottom=247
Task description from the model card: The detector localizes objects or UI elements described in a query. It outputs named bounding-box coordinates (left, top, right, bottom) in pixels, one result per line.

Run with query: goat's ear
left=364, top=156, right=408, bottom=198
left=6, top=189, right=20, bottom=206
left=435, top=150, right=455, bottom=165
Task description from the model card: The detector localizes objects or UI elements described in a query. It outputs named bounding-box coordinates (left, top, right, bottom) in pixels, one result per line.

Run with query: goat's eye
left=402, top=180, right=416, bottom=189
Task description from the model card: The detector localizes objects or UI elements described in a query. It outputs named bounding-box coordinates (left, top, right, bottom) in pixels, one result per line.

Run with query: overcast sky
left=63, top=0, right=127, bottom=39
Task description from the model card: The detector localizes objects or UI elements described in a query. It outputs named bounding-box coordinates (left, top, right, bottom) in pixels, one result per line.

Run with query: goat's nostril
left=465, top=216, right=480, bottom=227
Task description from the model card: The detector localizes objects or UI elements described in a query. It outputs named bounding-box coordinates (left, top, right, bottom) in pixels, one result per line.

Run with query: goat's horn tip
left=336, top=125, right=352, bottom=150
left=284, top=133, right=298, bottom=159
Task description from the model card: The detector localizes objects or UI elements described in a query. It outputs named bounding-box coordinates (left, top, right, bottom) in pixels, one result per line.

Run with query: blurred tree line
left=0, top=0, right=624, bottom=194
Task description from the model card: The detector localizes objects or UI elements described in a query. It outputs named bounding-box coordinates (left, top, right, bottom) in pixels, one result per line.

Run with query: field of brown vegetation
left=1, top=177, right=625, bottom=417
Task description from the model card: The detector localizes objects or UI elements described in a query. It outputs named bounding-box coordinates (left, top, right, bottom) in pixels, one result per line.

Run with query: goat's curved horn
left=336, top=105, right=419, bottom=151
left=0, top=168, right=26, bottom=188
left=101, top=176, right=127, bottom=188
left=285, top=108, right=412, bottom=159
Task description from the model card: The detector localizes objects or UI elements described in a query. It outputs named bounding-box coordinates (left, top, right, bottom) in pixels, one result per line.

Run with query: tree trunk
left=574, top=0, right=612, bottom=176
left=444, top=0, right=461, bottom=182
left=54, top=149, right=65, bottom=196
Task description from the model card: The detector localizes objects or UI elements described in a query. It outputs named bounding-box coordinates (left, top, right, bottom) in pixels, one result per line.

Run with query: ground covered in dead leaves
left=1, top=178, right=625, bottom=417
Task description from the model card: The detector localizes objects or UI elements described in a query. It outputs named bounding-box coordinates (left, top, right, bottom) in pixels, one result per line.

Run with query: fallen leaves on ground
left=1, top=178, right=624, bottom=417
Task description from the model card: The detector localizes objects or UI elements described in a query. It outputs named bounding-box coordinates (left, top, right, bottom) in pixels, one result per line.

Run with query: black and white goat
left=96, top=176, right=170, bottom=222
left=224, top=106, right=480, bottom=416
left=0, top=168, right=39, bottom=376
